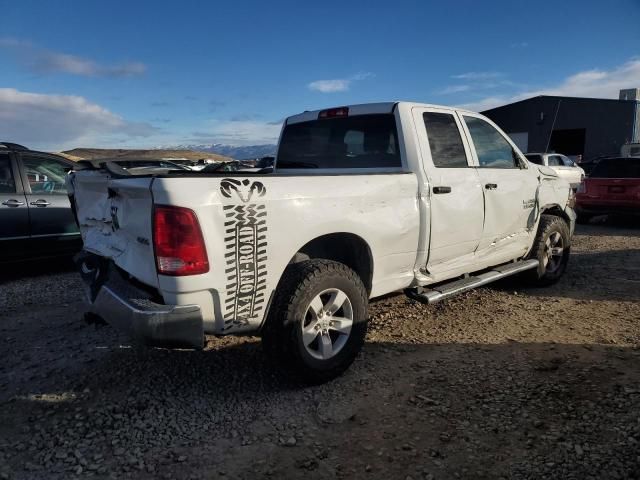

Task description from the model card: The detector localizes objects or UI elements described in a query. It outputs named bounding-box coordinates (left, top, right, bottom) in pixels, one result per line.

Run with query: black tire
left=524, top=214, right=571, bottom=286
left=261, top=259, right=368, bottom=384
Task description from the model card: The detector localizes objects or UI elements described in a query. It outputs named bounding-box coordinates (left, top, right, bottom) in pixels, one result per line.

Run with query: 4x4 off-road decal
left=220, top=179, right=267, bottom=331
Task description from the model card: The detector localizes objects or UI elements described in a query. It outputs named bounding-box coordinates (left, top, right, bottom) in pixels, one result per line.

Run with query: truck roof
left=286, top=101, right=478, bottom=124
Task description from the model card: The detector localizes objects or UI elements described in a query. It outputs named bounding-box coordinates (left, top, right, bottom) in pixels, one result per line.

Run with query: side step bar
left=404, top=259, right=539, bottom=304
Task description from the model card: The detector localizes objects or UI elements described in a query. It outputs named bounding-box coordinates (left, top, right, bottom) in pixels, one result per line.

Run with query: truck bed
left=69, top=168, right=420, bottom=335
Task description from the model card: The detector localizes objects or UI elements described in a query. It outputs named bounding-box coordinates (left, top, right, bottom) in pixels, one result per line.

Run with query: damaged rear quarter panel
left=151, top=173, right=420, bottom=334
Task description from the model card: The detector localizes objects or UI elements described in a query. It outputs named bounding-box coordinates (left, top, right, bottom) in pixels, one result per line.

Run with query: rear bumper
left=576, top=203, right=640, bottom=216
left=81, top=257, right=204, bottom=349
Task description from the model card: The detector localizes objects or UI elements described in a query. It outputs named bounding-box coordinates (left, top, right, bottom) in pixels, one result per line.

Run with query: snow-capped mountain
left=158, top=144, right=277, bottom=160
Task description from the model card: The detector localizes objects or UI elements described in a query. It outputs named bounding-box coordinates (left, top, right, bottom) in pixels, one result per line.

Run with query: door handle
left=433, top=186, right=452, bottom=194
left=2, top=199, right=25, bottom=207
left=484, top=183, right=498, bottom=190
left=30, top=199, right=51, bottom=207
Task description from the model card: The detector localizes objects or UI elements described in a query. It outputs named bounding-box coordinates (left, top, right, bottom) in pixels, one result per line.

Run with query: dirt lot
left=1, top=219, right=639, bottom=480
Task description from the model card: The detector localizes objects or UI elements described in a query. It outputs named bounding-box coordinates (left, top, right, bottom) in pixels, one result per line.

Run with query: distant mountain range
left=159, top=144, right=277, bottom=160
left=60, top=148, right=232, bottom=162
left=58, top=144, right=277, bottom=163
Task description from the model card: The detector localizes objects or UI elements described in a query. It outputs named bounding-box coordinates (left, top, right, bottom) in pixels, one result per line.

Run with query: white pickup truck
left=68, top=102, right=576, bottom=383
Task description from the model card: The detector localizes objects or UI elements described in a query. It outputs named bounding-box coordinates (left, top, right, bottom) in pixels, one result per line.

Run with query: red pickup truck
left=576, top=157, right=640, bottom=223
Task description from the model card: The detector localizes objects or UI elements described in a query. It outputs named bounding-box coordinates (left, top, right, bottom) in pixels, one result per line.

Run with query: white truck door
left=412, top=107, right=484, bottom=273
left=460, top=113, right=538, bottom=261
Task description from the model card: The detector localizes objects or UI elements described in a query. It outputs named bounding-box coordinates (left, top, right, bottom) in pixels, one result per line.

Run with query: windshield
left=277, top=114, right=402, bottom=169
left=590, top=158, right=640, bottom=178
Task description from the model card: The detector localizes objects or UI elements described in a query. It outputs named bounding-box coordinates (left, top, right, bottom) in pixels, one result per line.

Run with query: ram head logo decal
left=220, top=178, right=266, bottom=203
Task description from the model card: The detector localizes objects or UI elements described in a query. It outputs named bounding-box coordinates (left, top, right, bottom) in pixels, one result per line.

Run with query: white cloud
left=528, top=59, right=640, bottom=98
left=37, top=52, right=146, bottom=77
left=308, top=79, right=350, bottom=93
left=457, top=96, right=512, bottom=112
left=438, top=85, right=471, bottom=95
left=0, top=38, right=146, bottom=77
left=452, top=71, right=503, bottom=80
left=308, top=72, right=374, bottom=93
left=190, top=120, right=282, bottom=146
left=458, top=58, right=640, bottom=112
left=0, top=88, right=158, bottom=150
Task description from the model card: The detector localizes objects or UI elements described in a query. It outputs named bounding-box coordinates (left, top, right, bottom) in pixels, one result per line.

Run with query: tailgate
left=68, top=170, right=159, bottom=287
left=585, top=178, right=640, bottom=203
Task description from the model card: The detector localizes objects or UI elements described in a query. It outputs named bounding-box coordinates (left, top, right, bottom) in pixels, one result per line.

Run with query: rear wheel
left=525, top=214, right=571, bottom=286
left=261, top=259, right=368, bottom=384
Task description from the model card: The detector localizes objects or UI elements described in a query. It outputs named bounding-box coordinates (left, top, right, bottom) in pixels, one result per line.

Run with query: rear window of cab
left=277, top=114, right=401, bottom=169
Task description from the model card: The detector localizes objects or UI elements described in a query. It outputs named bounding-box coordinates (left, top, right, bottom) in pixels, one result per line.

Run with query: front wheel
left=261, top=259, right=368, bottom=384
left=524, top=214, right=571, bottom=286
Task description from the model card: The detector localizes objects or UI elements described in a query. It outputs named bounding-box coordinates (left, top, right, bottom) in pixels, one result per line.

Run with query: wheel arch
left=539, top=203, right=571, bottom=226
left=287, top=232, right=374, bottom=295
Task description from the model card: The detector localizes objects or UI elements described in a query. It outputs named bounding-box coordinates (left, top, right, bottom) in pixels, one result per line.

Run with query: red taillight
left=318, top=107, right=349, bottom=119
left=153, top=206, right=209, bottom=276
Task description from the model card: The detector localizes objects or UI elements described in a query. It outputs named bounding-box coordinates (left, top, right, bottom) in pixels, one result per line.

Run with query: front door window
left=464, top=116, right=520, bottom=169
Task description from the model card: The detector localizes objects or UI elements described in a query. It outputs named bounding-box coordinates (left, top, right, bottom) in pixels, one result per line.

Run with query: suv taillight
left=153, top=205, right=209, bottom=276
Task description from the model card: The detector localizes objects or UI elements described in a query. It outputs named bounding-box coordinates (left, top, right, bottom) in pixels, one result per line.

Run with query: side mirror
left=512, top=150, right=527, bottom=169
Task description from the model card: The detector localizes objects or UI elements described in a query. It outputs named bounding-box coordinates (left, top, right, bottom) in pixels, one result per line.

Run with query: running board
left=404, top=259, right=539, bottom=304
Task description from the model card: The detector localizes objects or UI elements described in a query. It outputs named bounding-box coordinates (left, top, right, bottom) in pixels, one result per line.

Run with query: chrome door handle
left=30, top=199, right=51, bottom=207
left=2, top=199, right=25, bottom=207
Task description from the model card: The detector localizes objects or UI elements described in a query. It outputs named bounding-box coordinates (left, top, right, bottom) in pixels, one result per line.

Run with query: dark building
left=482, top=89, right=640, bottom=161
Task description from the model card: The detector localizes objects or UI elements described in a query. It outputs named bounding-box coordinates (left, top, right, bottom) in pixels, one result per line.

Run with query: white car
left=621, top=143, right=640, bottom=158
left=525, top=153, right=585, bottom=189
left=68, top=102, right=576, bottom=383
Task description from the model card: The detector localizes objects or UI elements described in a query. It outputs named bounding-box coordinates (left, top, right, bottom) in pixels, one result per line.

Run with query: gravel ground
left=1, top=219, right=639, bottom=480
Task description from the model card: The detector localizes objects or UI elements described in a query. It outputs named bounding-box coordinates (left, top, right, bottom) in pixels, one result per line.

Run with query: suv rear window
left=277, top=114, right=401, bottom=169
left=590, top=158, right=640, bottom=178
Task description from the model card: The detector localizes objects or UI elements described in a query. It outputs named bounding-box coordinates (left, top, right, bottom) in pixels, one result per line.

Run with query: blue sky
left=1, top=0, right=639, bottom=151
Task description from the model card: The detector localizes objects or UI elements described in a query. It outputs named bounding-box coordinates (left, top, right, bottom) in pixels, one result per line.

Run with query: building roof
left=482, top=94, right=640, bottom=114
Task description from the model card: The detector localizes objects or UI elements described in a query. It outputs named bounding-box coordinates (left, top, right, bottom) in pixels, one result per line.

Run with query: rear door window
left=547, top=155, right=563, bottom=167
left=590, top=158, right=640, bottom=178
left=278, top=114, right=401, bottom=169
left=0, top=155, right=16, bottom=193
left=423, top=112, right=468, bottom=168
